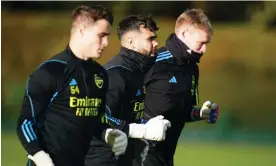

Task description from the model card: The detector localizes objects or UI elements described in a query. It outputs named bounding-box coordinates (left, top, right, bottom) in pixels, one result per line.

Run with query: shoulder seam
left=105, top=65, right=132, bottom=72
left=36, top=59, right=67, bottom=69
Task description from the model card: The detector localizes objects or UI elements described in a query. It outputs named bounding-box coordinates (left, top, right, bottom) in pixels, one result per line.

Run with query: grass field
left=2, top=132, right=276, bottom=166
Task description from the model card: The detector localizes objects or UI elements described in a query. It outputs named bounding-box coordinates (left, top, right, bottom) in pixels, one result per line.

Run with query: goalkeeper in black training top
left=143, top=9, right=220, bottom=166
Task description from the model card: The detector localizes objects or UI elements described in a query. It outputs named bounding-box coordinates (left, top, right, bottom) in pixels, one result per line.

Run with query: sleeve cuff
left=190, top=108, right=202, bottom=121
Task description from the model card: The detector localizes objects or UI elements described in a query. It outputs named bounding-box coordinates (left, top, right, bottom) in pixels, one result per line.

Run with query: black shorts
left=86, top=139, right=147, bottom=166
left=143, top=149, right=173, bottom=166
left=85, top=145, right=118, bottom=166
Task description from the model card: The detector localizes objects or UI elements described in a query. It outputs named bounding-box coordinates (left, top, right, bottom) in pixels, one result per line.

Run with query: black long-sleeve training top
left=143, top=33, right=202, bottom=165
left=17, top=46, right=108, bottom=165
left=100, top=47, right=155, bottom=134
left=88, top=47, right=155, bottom=165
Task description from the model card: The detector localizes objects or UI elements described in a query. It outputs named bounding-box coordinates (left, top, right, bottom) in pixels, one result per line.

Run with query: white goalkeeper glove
left=200, top=101, right=219, bottom=123
left=128, top=115, right=171, bottom=141
left=28, top=150, right=54, bottom=166
left=105, top=129, right=128, bottom=156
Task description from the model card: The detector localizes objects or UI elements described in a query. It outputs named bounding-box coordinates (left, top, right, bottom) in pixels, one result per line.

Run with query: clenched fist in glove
left=191, top=101, right=220, bottom=124
left=128, top=115, right=171, bottom=141
left=28, top=150, right=55, bottom=166
left=105, top=129, right=128, bottom=156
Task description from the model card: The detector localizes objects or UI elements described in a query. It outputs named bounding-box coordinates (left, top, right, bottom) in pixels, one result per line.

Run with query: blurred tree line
left=0, top=1, right=267, bottom=21
left=2, top=1, right=275, bottom=29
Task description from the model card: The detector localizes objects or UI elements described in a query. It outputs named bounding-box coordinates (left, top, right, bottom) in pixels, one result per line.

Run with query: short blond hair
left=175, top=9, right=213, bottom=35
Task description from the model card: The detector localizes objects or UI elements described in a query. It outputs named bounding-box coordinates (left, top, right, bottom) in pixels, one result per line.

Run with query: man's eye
left=148, top=37, right=156, bottom=41
left=99, top=33, right=109, bottom=38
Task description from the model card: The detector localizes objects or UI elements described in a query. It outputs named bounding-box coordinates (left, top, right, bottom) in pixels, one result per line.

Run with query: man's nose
left=153, top=40, right=158, bottom=48
left=200, top=44, right=206, bottom=53
left=103, top=37, right=109, bottom=47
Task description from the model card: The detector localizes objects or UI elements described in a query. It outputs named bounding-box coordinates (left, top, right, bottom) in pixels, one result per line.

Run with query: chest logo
left=94, top=74, right=104, bottom=89
left=136, top=89, right=142, bottom=96
left=169, top=76, right=177, bottom=83
left=143, top=86, right=146, bottom=94
left=191, top=75, right=196, bottom=96
left=69, top=78, right=78, bottom=86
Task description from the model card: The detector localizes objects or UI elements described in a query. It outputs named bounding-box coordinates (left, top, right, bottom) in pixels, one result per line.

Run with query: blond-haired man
left=142, top=9, right=220, bottom=166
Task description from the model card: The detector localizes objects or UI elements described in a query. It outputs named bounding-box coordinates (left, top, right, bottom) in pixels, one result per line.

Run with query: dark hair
left=117, top=15, right=159, bottom=40
left=72, top=5, right=113, bottom=26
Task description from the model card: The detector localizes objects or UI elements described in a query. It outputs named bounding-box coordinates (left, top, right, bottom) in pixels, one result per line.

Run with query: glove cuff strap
left=190, top=108, right=202, bottom=121
left=128, top=123, right=146, bottom=139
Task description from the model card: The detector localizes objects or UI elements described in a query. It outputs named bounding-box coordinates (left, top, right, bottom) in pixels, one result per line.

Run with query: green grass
left=2, top=133, right=28, bottom=166
left=174, top=141, right=276, bottom=166
left=2, top=132, right=276, bottom=166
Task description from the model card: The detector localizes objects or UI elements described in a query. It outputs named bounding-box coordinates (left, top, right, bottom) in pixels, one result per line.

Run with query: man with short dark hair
left=86, top=15, right=171, bottom=166
left=17, top=5, right=128, bottom=166
left=143, top=9, right=220, bottom=166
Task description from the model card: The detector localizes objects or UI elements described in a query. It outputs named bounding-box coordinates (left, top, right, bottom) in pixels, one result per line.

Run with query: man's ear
left=128, top=37, right=136, bottom=50
left=182, top=27, right=189, bottom=39
left=79, top=24, right=86, bottom=37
